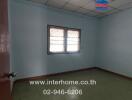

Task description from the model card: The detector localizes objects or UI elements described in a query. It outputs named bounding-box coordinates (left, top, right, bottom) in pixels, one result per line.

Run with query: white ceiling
left=27, top=0, right=132, bottom=17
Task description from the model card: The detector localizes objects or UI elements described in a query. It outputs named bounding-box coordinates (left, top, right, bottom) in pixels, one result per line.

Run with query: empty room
left=0, top=0, right=132, bottom=100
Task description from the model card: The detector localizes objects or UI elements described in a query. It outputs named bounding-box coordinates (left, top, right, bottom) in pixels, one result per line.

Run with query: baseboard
left=15, top=67, right=97, bottom=83
left=14, top=66, right=132, bottom=83
left=95, top=67, right=132, bottom=80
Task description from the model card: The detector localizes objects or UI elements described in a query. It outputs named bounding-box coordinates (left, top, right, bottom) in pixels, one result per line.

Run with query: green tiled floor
left=12, top=69, right=132, bottom=100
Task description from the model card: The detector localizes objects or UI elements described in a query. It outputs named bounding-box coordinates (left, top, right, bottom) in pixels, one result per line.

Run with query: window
left=47, top=25, right=81, bottom=54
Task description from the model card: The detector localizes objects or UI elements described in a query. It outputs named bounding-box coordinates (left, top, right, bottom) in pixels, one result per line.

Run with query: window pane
left=67, top=30, right=79, bottom=37
left=67, top=37, right=79, bottom=45
left=50, top=28, right=64, bottom=37
left=67, top=45, right=79, bottom=52
left=67, top=40, right=78, bottom=45
left=50, top=40, right=64, bottom=45
left=50, top=45, right=64, bottom=52
left=50, top=37, right=64, bottom=41
left=67, top=38, right=79, bottom=42
left=49, top=27, right=65, bottom=53
left=67, top=30, right=80, bottom=52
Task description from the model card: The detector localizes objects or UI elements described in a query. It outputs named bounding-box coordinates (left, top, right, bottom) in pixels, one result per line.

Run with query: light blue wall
left=97, top=9, right=132, bottom=77
left=9, top=0, right=98, bottom=79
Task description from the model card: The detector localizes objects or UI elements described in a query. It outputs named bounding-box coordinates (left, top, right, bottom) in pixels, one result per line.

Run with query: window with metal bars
left=47, top=25, right=81, bottom=54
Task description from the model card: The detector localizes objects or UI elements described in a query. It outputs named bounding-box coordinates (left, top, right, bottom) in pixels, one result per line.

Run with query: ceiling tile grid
left=26, top=0, right=132, bottom=18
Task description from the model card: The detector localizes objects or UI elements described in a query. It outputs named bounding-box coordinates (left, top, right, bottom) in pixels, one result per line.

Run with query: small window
left=47, top=25, right=81, bottom=54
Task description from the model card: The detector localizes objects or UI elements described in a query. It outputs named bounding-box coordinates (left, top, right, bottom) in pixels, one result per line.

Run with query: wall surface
left=97, top=9, right=132, bottom=77
left=10, top=0, right=132, bottom=79
left=9, top=0, right=98, bottom=79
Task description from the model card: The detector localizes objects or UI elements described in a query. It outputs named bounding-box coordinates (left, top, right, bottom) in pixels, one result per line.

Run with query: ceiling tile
left=46, top=0, right=69, bottom=8
left=68, top=0, right=92, bottom=7
left=77, top=7, right=91, bottom=14
left=83, top=1, right=96, bottom=10
left=118, top=2, right=132, bottom=10
left=109, top=0, right=132, bottom=8
left=64, top=3, right=80, bottom=11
